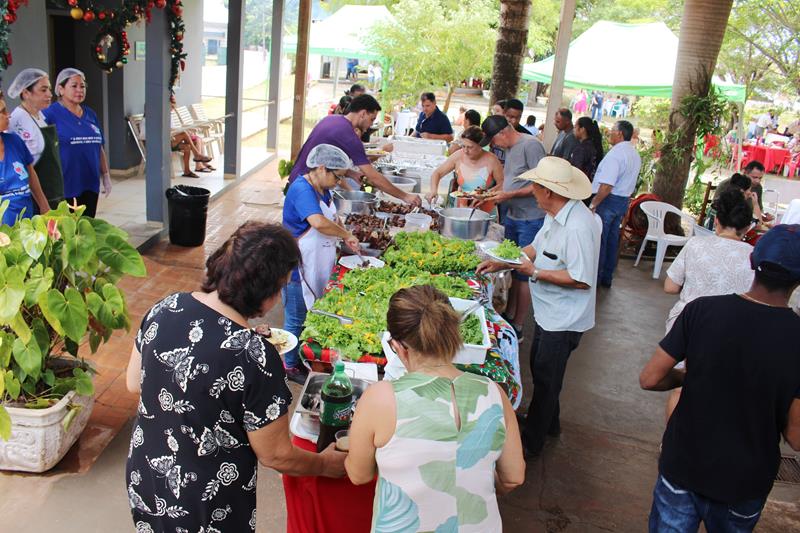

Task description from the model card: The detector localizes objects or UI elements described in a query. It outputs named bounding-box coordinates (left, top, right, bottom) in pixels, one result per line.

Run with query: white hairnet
left=306, top=143, right=354, bottom=170
left=55, top=68, right=85, bottom=94
left=7, top=68, right=48, bottom=100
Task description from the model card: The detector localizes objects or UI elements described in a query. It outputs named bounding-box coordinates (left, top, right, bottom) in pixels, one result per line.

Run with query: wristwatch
left=530, top=268, right=540, bottom=283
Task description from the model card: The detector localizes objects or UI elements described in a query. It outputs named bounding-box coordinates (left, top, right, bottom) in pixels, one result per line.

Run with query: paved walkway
left=1, top=160, right=799, bottom=532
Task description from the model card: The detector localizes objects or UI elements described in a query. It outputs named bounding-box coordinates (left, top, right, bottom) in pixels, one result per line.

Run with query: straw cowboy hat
left=518, top=156, right=592, bottom=200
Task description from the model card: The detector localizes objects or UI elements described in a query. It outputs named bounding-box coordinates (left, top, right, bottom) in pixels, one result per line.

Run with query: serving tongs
left=458, top=300, right=484, bottom=323
left=310, top=309, right=355, bottom=325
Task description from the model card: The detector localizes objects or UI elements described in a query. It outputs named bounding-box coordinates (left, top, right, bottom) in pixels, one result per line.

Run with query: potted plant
left=0, top=200, right=146, bottom=472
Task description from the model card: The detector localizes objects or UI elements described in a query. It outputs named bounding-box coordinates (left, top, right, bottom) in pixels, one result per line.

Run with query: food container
left=438, top=207, right=494, bottom=240
left=381, top=174, right=417, bottom=193
left=294, top=372, right=370, bottom=436
left=333, top=190, right=378, bottom=215
left=380, top=297, right=491, bottom=367
left=404, top=212, right=432, bottom=231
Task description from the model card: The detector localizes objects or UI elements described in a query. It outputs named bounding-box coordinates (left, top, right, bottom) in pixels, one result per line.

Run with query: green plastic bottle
left=317, top=361, right=354, bottom=452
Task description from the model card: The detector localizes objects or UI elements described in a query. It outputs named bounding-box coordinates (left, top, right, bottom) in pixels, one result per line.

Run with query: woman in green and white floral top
left=346, top=285, right=525, bottom=533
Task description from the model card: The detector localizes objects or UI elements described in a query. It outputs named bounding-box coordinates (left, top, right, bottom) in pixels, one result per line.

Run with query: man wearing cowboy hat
left=478, top=157, right=601, bottom=458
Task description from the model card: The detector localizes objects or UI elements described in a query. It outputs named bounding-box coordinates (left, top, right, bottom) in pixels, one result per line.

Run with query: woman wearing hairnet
left=42, top=68, right=110, bottom=217
left=281, top=144, right=360, bottom=383
left=8, top=68, right=65, bottom=210
left=0, top=91, right=50, bottom=224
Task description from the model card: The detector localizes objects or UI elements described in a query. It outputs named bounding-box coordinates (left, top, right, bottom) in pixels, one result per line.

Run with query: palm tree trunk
left=490, top=0, right=532, bottom=104
left=652, top=0, right=733, bottom=208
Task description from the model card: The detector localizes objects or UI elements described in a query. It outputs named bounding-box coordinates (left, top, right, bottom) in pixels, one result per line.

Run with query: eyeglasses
left=330, top=170, right=345, bottom=182
left=387, top=335, right=407, bottom=350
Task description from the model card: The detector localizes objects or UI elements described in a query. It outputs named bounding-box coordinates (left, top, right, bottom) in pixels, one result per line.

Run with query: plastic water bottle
left=317, top=361, right=354, bottom=452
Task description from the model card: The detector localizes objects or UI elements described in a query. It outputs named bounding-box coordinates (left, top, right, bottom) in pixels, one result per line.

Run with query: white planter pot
left=0, top=391, right=94, bottom=473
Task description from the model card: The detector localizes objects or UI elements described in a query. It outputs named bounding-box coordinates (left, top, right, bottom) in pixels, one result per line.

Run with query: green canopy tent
left=522, top=21, right=746, bottom=103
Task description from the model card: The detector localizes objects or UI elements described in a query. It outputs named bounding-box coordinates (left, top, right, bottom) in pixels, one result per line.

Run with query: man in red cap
left=640, top=224, right=800, bottom=531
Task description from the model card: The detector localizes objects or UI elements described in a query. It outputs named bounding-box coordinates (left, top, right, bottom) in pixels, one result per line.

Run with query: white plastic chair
left=635, top=201, right=697, bottom=279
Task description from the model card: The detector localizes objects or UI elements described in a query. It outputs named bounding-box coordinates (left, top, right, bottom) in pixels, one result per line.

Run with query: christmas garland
left=0, top=1, right=28, bottom=71
left=65, top=0, right=186, bottom=99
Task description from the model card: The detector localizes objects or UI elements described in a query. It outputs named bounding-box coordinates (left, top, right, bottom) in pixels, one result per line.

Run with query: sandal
left=181, top=171, right=200, bottom=178
left=193, top=156, right=212, bottom=163
left=195, top=167, right=213, bottom=173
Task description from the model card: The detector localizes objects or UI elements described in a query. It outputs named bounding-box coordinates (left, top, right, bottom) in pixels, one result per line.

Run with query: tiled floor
left=98, top=148, right=275, bottom=249
left=51, top=158, right=287, bottom=475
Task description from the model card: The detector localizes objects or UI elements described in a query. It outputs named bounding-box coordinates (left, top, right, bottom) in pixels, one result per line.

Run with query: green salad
left=301, top=267, right=474, bottom=361
left=459, top=313, right=484, bottom=345
left=382, top=231, right=480, bottom=274
left=492, top=239, right=523, bottom=261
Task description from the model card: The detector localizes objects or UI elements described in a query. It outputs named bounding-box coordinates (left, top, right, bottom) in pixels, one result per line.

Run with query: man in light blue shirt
left=589, top=120, right=641, bottom=287
left=479, top=157, right=601, bottom=458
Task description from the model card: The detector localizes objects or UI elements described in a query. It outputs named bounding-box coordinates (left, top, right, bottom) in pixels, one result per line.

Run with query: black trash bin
left=165, top=185, right=210, bottom=247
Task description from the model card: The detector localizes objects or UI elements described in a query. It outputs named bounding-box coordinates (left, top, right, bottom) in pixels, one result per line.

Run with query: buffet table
left=284, top=220, right=523, bottom=532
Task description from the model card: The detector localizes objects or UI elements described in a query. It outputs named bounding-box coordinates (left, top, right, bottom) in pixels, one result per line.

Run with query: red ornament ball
left=155, top=0, right=167, bottom=8
left=68, top=0, right=78, bottom=5
left=83, top=10, right=95, bottom=22
left=98, top=11, right=106, bottom=20
left=3, top=12, right=15, bottom=23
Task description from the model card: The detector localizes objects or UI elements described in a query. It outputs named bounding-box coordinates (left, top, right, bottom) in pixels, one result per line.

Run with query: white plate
left=483, top=243, right=526, bottom=265
left=267, top=328, right=298, bottom=355
left=338, top=255, right=386, bottom=270
left=289, top=412, right=318, bottom=443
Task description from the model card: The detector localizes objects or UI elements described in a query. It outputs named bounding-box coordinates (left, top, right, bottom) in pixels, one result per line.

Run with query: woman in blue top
left=43, top=68, right=111, bottom=218
left=0, top=92, right=50, bottom=225
left=281, top=144, right=359, bottom=383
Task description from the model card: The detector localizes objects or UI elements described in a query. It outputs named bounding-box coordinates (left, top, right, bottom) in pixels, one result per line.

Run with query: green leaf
left=0, top=370, right=4, bottom=397
left=72, top=368, right=94, bottom=397
left=89, top=330, right=101, bottom=353
left=12, top=337, right=42, bottom=380
left=10, top=311, right=31, bottom=344
left=64, top=338, right=79, bottom=357
left=38, top=288, right=89, bottom=343
left=88, top=217, right=129, bottom=243
left=87, top=284, right=127, bottom=330
left=97, top=235, right=146, bottom=277
left=0, top=266, right=27, bottom=324
left=32, top=318, right=50, bottom=356
left=0, top=406, right=11, bottom=440
left=62, top=406, right=78, bottom=432
left=66, top=219, right=96, bottom=269
left=0, top=333, right=11, bottom=367
left=17, top=218, right=48, bottom=260
left=42, top=369, right=55, bottom=387
left=4, top=372, right=20, bottom=399
left=0, top=199, right=9, bottom=225
left=24, top=264, right=54, bottom=307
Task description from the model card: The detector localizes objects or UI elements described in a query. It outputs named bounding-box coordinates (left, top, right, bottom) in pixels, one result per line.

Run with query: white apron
left=298, top=196, right=339, bottom=310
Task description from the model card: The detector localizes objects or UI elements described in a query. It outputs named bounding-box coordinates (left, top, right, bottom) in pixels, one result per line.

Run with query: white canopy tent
left=283, top=5, right=395, bottom=61
left=522, top=21, right=745, bottom=102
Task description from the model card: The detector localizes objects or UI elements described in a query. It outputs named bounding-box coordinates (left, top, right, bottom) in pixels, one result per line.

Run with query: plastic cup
left=335, top=429, right=350, bottom=452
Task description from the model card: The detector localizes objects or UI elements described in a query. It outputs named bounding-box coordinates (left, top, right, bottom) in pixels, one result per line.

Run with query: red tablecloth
left=746, top=145, right=790, bottom=173
left=283, top=436, right=377, bottom=533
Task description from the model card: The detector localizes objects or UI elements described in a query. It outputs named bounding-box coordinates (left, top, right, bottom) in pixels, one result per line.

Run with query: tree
left=367, top=0, right=497, bottom=112
left=725, top=0, right=800, bottom=97
left=574, top=0, right=681, bottom=35
left=490, top=0, right=532, bottom=103
left=652, top=0, right=733, bottom=209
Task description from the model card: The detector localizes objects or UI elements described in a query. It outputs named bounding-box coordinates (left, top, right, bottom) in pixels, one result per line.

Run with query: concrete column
left=144, top=7, right=172, bottom=223
left=223, top=0, right=245, bottom=178
left=290, top=0, right=312, bottom=161
left=543, top=0, right=576, bottom=151
left=266, top=0, right=284, bottom=152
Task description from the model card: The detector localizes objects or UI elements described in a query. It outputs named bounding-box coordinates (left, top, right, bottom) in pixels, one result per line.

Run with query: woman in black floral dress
left=125, top=222, right=346, bottom=533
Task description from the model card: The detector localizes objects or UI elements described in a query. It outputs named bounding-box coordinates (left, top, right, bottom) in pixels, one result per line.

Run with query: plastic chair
left=634, top=201, right=696, bottom=279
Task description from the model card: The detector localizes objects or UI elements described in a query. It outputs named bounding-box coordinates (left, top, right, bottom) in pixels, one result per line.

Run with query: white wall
left=3, top=1, right=50, bottom=106
left=174, top=0, right=203, bottom=107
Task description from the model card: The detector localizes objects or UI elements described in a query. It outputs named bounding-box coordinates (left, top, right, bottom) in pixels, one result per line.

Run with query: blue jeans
left=504, top=216, right=544, bottom=281
left=281, top=280, right=307, bottom=368
left=649, top=475, right=765, bottom=532
left=595, top=193, right=629, bottom=286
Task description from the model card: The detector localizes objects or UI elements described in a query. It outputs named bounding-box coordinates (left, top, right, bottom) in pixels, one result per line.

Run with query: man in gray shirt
left=481, top=115, right=546, bottom=339
left=550, top=108, right=578, bottom=160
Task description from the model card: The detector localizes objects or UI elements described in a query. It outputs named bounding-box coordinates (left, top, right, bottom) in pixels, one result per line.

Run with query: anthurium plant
left=0, top=200, right=147, bottom=440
